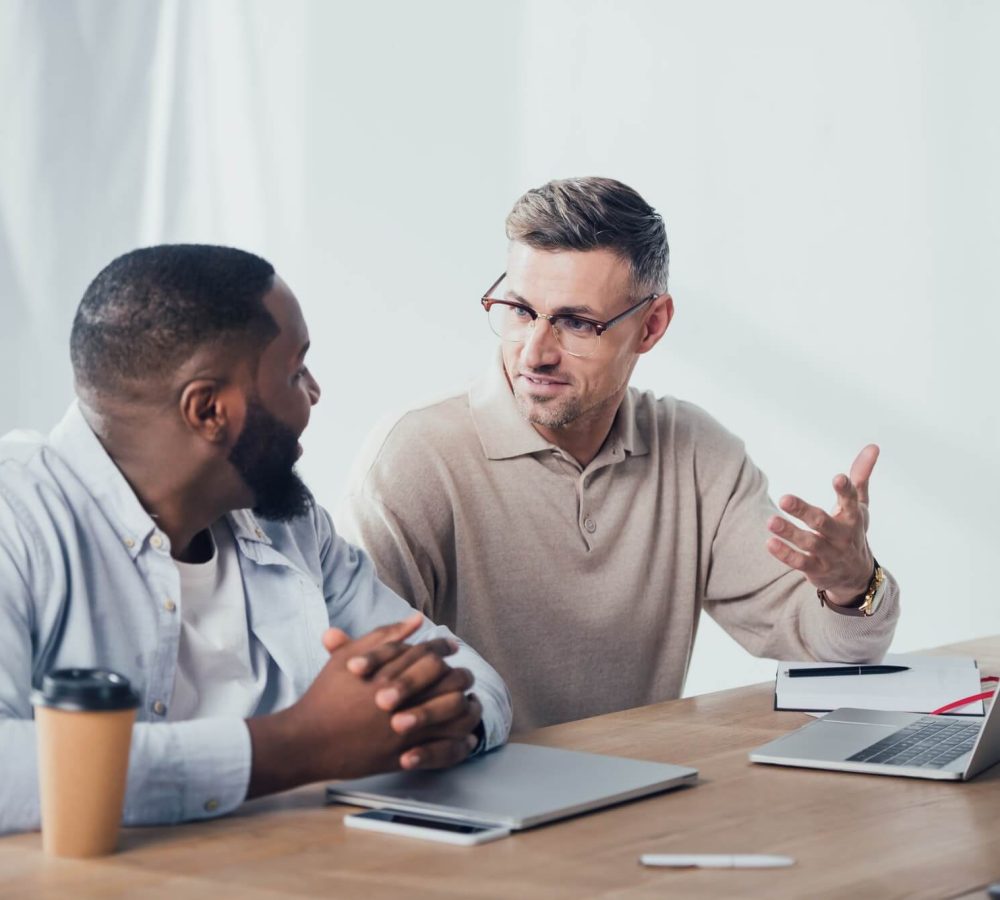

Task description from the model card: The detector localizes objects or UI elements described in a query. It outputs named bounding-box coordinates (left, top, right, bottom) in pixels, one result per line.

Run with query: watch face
left=864, top=568, right=887, bottom=615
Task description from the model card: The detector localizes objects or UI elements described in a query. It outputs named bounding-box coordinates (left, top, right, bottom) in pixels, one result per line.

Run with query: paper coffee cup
left=31, top=669, right=140, bottom=858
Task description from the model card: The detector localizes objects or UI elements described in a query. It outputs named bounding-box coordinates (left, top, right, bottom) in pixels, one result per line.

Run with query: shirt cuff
left=123, top=718, right=251, bottom=825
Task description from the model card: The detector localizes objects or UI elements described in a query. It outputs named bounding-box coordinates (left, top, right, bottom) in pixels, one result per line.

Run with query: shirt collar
left=47, top=402, right=273, bottom=558
left=468, top=352, right=649, bottom=461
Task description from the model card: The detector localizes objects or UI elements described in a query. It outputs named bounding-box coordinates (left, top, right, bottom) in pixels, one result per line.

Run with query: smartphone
left=343, top=808, right=510, bottom=846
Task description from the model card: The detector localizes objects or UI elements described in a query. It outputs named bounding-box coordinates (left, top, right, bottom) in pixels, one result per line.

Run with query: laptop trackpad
left=772, top=717, right=904, bottom=761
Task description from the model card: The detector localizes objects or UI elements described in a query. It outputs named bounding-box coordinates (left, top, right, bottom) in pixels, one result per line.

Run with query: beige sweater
left=338, top=361, right=900, bottom=730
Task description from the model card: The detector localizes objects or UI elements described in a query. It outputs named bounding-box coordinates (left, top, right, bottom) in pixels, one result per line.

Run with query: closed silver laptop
left=750, top=696, right=1000, bottom=781
left=326, top=742, right=698, bottom=829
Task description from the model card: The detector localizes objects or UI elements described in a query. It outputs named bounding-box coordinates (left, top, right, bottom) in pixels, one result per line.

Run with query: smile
left=519, top=374, right=570, bottom=394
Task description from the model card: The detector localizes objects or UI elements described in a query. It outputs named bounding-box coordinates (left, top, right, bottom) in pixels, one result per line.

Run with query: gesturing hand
left=765, top=444, right=879, bottom=606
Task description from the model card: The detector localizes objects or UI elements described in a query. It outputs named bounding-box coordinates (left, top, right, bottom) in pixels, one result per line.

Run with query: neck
left=82, top=402, right=240, bottom=561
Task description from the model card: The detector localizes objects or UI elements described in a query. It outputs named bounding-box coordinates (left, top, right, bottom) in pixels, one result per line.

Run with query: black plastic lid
left=30, top=668, right=140, bottom=712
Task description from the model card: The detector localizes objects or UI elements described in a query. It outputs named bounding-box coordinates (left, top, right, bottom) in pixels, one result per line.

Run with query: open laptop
left=326, top=742, right=697, bottom=828
left=750, top=694, right=1000, bottom=780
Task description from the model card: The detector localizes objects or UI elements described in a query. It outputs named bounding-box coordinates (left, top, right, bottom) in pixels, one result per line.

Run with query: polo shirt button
left=204, top=798, right=219, bottom=812
left=584, top=517, right=597, bottom=533
left=152, top=700, right=167, bottom=716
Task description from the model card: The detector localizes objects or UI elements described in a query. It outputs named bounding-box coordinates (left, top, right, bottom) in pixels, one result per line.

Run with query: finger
left=777, top=495, right=838, bottom=536
left=374, top=653, right=457, bottom=711
left=400, top=735, right=478, bottom=771
left=348, top=638, right=455, bottom=678
left=395, top=666, right=476, bottom=709
left=766, top=536, right=817, bottom=576
left=392, top=692, right=482, bottom=734
left=767, top=515, right=822, bottom=553
left=370, top=638, right=458, bottom=682
left=849, top=444, right=879, bottom=506
left=321, top=627, right=351, bottom=654
left=831, top=473, right=860, bottom=520
left=345, top=641, right=407, bottom=675
left=344, top=612, right=425, bottom=657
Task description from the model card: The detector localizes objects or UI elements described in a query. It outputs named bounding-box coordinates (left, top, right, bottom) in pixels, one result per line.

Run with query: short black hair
left=70, top=244, right=279, bottom=395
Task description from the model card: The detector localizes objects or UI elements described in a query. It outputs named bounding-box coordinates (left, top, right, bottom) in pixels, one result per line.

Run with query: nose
left=520, top=316, right=562, bottom=369
left=307, top=370, right=321, bottom=406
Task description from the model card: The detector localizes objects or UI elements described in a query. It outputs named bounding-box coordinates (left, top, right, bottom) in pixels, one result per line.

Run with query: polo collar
left=468, top=353, right=649, bottom=461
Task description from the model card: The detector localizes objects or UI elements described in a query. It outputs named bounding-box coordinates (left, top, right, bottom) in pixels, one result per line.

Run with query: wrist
left=818, top=559, right=886, bottom=618
left=246, top=708, right=310, bottom=798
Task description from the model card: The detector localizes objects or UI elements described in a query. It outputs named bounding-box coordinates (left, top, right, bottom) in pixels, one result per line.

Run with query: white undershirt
left=168, top=521, right=267, bottom=721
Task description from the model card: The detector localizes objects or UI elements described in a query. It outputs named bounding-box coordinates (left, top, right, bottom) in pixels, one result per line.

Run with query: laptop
left=326, top=742, right=698, bottom=828
left=749, top=694, right=1000, bottom=781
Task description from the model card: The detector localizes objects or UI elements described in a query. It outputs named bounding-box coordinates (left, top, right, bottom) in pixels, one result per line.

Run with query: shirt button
left=150, top=534, right=163, bottom=549
left=254, top=528, right=264, bottom=539
left=123, top=537, right=135, bottom=549
left=152, top=700, right=167, bottom=716
left=163, top=598, right=176, bottom=613
left=204, top=798, right=219, bottom=812
left=584, top=517, right=597, bottom=533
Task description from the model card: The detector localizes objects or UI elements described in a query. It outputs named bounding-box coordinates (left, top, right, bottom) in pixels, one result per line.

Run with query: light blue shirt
left=0, top=403, right=512, bottom=834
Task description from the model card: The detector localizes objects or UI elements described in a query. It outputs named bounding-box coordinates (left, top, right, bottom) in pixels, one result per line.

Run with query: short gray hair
left=505, top=177, right=669, bottom=294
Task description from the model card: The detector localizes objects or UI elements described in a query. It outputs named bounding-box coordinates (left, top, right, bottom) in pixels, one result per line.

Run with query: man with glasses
left=338, top=177, right=899, bottom=731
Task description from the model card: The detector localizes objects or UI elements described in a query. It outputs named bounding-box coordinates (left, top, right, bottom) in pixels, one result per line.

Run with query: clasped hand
left=765, top=444, right=879, bottom=606
left=246, top=613, right=481, bottom=797
left=322, top=613, right=482, bottom=771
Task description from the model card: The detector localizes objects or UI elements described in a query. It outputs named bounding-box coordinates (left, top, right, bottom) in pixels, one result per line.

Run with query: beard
left=228, top=398, right=313, bottom=522
left=513, top=388, right=584, bottom=430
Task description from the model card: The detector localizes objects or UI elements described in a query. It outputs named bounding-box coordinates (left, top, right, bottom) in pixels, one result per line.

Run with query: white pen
left=640, top=854, right=795, bottom=869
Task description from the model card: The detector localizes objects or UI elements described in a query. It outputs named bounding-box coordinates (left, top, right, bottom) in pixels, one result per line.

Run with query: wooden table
left=2, top=636, right=998, bottom=899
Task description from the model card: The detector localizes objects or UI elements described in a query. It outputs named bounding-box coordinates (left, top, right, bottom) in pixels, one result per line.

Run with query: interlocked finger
left=391, top=691, right=482, bottom=735
left=374, top=653, right=459, bottom=712
left=400, top=735, right=478, bottom=771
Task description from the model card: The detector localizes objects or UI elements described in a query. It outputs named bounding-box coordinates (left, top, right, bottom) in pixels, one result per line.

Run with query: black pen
left=787, top=665, right=910, bottom=678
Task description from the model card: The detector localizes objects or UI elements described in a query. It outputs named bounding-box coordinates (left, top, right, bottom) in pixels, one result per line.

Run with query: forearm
left=0, top=717, right=251, bottom=834
left=708, top=566, right=900, bottom=664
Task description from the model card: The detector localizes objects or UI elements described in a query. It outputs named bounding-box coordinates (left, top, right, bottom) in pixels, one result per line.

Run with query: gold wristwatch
left=818, top=559, right=886, bottom=617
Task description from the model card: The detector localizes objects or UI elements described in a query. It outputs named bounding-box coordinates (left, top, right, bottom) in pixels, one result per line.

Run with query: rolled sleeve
left=123, top=719, right=251, bottom=826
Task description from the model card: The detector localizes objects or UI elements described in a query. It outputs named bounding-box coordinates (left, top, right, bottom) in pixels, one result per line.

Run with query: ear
left=178, top=379, right=244, bottom=448
left=636, top=293, right=674, bottom=355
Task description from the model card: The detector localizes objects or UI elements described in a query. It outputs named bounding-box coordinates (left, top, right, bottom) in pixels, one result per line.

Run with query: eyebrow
left=503, top=289, right=596, bottom=317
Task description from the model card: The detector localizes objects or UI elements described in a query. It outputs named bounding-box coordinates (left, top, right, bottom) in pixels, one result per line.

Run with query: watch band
left=818, top=559, right=885, bottom=617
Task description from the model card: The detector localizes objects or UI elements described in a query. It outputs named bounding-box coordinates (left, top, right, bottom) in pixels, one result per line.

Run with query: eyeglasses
left=480, top=272, right=657, bottom=359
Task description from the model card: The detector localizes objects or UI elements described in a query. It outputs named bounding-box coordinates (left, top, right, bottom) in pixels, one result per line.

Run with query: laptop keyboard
left=846, top=717, right=980, bottom=769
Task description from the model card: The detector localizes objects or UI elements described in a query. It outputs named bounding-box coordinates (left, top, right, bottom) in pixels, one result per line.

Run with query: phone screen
left=358, top=809, right=495, bottom=834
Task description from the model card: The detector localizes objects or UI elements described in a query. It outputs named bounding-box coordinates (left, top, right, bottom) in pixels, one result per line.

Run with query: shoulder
left=633, top=388, right=747, bottom=461
left=0, top=430, right=71, bottom=536
left=0, top=433, right=67, bottom=598
left=346, top=390, right=476, bottom=492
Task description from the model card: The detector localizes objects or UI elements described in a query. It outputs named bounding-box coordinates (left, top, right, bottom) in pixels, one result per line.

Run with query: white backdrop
left=1, top=0, right=997, bottom=696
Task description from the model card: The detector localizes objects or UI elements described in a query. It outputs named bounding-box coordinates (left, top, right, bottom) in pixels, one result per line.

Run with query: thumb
left=321, top=627, right=351, bottom=654
left=849, top=443, right=880, bottom=506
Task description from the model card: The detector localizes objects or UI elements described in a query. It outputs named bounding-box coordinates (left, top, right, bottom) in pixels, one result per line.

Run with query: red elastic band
left=929, top=676, right=998, bottom=716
